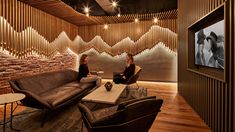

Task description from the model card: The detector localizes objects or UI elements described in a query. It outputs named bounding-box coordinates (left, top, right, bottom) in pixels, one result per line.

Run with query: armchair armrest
left=90, top=71, right=98, bottom=75
left=78, top=103, right=97, bottom=123
left=117, top=96, right=156, bottom=110
left=78, top=103, right=125, bottom=126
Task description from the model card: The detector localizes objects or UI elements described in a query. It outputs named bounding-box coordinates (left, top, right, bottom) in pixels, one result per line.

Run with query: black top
left=123, top=64, right=135, bottom=81
left=78, top=64, right=89, bottom=81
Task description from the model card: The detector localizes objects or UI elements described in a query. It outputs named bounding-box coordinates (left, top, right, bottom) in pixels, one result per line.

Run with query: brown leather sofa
left=9, top=70, right=97, bottom=111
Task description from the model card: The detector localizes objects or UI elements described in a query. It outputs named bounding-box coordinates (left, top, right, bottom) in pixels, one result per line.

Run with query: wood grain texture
left=178, top=0, right=234, bottom=132
left=0, top=81, right=211, bottom=132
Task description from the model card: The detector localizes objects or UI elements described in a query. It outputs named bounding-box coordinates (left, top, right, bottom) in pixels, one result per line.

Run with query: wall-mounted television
left=187, top=3, right=228, bottom=82
left=194, top=20, right=224, bottom=69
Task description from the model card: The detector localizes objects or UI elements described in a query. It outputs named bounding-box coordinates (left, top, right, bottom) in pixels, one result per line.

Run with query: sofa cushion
left=40, top=81, right=94, bottom=107
left=16, top=70, right=77, bottom=95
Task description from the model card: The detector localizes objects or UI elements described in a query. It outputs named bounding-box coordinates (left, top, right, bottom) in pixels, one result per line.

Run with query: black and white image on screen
left=195, top=20, right=224, bottom=69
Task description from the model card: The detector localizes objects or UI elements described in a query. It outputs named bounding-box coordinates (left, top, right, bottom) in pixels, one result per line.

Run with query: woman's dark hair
left=80, top=54, right=88, bottom=64
left=127, top=53, right=134, bottom=63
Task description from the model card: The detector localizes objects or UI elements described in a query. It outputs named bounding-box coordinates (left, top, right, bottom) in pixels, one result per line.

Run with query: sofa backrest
left=15, top=70, right=78, bottom=95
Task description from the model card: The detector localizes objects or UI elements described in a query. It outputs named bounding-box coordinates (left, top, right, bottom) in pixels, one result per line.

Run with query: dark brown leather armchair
left=78, top=96, right=163, bottom=132
left=126, top=65, right=142, bottom=87
left=113, top=65, right=142, bottom=87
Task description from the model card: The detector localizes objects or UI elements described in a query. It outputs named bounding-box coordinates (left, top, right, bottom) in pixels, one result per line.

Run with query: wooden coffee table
left=82, top=84, right=126, bottom=104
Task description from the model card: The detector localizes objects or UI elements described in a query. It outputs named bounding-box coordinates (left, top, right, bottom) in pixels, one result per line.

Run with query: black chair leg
left=81, top=121, right=83, bottom=132
left=41, top=109, right=47, bottom=127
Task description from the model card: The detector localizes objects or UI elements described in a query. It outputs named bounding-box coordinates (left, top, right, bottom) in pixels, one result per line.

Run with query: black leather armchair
left=78, top=96, right=163, bottom=132
left=126, top=65, right=141, bottom=87
left=113, top=65, right=142, bottom=87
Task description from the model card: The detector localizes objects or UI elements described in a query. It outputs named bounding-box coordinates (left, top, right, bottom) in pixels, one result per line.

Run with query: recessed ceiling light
left=154, top=18, right=158, bottom=23
left=134, top=18, right=139, bottom=23
left=112, top=1, right=117, bottom=7
left=84, top=7, right=90, bottom=13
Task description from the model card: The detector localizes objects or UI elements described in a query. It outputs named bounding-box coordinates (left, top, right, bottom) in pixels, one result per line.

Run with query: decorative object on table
left=104, top=82, right=113, bottom=91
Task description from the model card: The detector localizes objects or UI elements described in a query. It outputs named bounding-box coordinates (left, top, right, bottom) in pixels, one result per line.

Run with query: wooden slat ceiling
left=19, top=0, right=177, bottom=26
left=18, top=0, right=97, bottom=25
left=91, top=10, right=178, bottom=24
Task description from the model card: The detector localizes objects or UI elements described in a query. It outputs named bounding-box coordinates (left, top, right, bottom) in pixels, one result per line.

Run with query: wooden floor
left=0, top=81, right=211, bottom=132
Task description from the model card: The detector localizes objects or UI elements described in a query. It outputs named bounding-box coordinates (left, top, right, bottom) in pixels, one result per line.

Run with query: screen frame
left=187, top=2, right=228, bottom=82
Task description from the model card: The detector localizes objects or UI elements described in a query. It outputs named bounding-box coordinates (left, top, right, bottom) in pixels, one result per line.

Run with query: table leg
left=3, top=103, right=6, bottom=132
left=10, top=102, right=13, bottom=129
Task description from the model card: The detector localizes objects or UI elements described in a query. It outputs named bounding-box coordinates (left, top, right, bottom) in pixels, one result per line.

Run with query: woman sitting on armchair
left=78, top=54, right=102, bottom=87
left=113, top=53, right=135, bottom=84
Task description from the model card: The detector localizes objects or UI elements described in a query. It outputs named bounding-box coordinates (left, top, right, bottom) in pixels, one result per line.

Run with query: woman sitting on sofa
left=113, top=53, right=135, bottom=84
left=78, top=54, right=102, bottom=87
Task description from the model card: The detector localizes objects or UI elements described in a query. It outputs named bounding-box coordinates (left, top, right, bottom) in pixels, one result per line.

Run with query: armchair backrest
left=78, top=96, right=163, bottom=132
left=126, top=65, right=142, bottom=85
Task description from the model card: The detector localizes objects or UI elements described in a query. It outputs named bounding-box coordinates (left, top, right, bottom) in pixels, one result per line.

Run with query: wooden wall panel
left=75, top=19, right=177, bottom=56
left=0, top=0, right=78, bottom=58
left=74, top=19, right=178, bottom=82
left=178, top=0, right=234, bottom=132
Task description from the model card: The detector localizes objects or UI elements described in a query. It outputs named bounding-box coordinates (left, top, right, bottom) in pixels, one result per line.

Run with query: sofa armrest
left=17, top=89, right=51, bottom=109
left=9, top=81, right=51, bottom=109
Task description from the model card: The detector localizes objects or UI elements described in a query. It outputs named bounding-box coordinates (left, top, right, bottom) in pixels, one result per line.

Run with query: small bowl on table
left=104, top=82, right=113, bottom=91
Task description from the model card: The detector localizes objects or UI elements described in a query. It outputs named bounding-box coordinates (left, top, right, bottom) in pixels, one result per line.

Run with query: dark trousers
left=113, top=74, right=127, bottom=84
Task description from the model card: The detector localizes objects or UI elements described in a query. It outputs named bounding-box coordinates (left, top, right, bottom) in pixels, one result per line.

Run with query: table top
left=96, top=71, right=104, bottom=74
left=0, top=93, right=25, bottom=105
left=82, top=84, right=126, bottom=104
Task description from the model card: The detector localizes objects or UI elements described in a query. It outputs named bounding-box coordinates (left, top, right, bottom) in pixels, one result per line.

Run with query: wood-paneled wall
left=78, top=19, right=177, bottom=46
left=0, top=0, right=177, bottom=58
left=72, top=20, right=177, bottom=56
left=0, top=0, right=78, bottom=58
left=178, top=0, right=234, bottom=132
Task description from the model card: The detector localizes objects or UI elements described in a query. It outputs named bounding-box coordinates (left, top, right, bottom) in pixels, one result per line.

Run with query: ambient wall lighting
left=134, top=18, right=139, bottom=23
left=117, top=13, right=121, bottom=17
left=154, top=18, right=158, bottom=23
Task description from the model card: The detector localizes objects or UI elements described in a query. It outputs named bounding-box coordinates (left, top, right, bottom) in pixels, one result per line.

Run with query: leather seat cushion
left=16, top=70, right=77, bottom=95
left=40, top=81, right=93, bottom=107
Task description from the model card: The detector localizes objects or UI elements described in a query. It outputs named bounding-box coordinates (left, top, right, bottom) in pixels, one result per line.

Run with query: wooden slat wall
left=73, top=19, right=177, bottom=56
left=178, top=0, right=234, bottom=132
left=0, top=0, right=78, bottom=58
